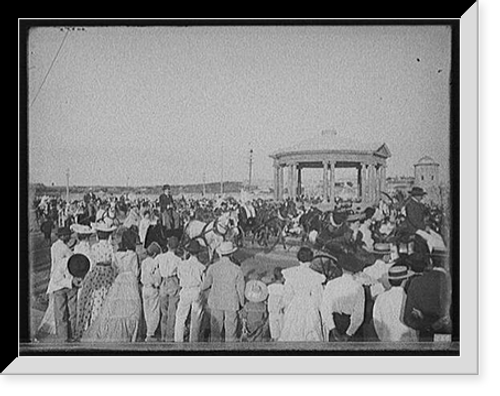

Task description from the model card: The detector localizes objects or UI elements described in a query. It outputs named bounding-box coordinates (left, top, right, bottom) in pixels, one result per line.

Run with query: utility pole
left=248, top=148, right=253, bottom=190
left=220, top=142, right=224, bottom=195
left=202, top=172, right=206, bottom=196
left=65, top=168, right=70, bottom=203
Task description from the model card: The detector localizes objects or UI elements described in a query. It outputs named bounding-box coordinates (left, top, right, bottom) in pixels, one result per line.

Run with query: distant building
left=386, top=176, right=415, bottom=194
left=414, top=156, right=441, bottom=205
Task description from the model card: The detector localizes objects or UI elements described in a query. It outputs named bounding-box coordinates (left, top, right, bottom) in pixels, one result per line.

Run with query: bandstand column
left=361, top=163, right=368, bottom=203
left=380, top=165, right=387, bottom=193
left=330, top=161, right=336, bottom=203
left=290, top=163, right=298, bottom=200
left=297, top=165, right=302, bottom=198
left=273, top=164, right=280, bottom=200
left=278, top=165, right=285, bottom=200
left=367, top=164, right=375, bottom=203
left=322, top=161, right=328, bottom=202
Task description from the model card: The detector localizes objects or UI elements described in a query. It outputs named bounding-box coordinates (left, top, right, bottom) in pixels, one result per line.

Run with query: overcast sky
left=27, top=24, right=451, bottom=187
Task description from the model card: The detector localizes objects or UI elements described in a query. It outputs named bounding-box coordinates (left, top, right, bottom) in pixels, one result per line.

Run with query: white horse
left=184, top=211, right=239, bottom=262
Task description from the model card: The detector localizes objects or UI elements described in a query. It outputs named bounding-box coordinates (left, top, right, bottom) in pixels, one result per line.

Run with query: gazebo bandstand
left=269, top=130, right=391, bottom=206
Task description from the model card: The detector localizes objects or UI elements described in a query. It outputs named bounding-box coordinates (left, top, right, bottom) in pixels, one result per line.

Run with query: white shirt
left=320, top=274, right=365, bottom=336
left=138, top=218, right=151, bottom=244
left=373, top=287, right=418, bottom=342
left=47, top=239, right=74, bottom=294
left=177, top=256, right=205, bottom=289
left=157, top=251, right=182, bottom=279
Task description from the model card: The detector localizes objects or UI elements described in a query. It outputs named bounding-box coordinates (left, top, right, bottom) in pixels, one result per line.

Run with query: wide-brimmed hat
left=244, top=280, right=268, bottom=303
left=409, top=186, right=427, bottom=197
left=70, top=223, right=95, bottom=235
left=186, top=240, right=202, bottom=255
left=388, top=265, right=415, bottom=280
left=56, top=226, right=72, bottom=237
left=217, top=241, right=237, bottom=256
left=67, top=253, right=91, bottom=278
left=92, top=218, right=117, bottom=232
left=336, top=253, right=365, bottom=273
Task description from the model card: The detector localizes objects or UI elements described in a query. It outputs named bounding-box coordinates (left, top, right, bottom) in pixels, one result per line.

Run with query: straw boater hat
left=92, top=218, right=117, bottom=233
left=370, top=242, right=392, bottom=255
left=217, top=241, right=238, bottom=256
left=388, top=265, right=414, bottom=280
left=244, top=280, right=268, bottom=303
left=67, top=253, right=91, bottom=279
left=70, top=223, right=95, bottom=235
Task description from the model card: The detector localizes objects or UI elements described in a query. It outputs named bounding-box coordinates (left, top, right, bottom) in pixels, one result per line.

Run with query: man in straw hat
left=174, top=240, right=206, bottom=343
left=201, top=241, right=245, bottom=342
left=372, top=264, right=418, bottom=342
left=320, top=253, right=366, bottom=342
left=47, top=226, right=82, bottom=342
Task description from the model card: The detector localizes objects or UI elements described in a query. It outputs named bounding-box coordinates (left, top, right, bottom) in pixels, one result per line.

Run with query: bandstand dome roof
left=270, top=129, right=391, bottom=159
left=415, top=156, right=439, bottom=166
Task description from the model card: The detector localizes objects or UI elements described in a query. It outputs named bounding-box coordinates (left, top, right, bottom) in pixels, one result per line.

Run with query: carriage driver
left=159, top=184, right=176, bottom=230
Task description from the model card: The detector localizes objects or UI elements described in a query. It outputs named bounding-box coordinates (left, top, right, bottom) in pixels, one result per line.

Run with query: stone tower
left=414, top=156, right=440, bottom=205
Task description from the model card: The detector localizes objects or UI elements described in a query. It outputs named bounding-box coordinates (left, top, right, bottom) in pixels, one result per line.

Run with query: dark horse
left=144, top=210, right=184, bottom=251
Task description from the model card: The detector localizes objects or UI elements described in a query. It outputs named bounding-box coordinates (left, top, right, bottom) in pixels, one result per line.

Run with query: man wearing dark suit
left=404, top=187, right=429, bottom=234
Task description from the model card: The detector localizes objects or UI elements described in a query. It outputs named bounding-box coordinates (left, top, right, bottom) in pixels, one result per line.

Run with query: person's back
left=373, top=286, right=417, bottom=342
left=205, top=257, right=244, bottom=312
left=404, top=267, right=451, bottom=334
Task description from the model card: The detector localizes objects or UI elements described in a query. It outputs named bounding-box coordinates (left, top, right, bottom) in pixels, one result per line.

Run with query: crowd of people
left=34, top=184, right=453, bottom=346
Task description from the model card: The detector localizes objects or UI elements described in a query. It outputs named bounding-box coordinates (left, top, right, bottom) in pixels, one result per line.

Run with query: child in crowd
left=141, top=242, right=162, bottom=342
left=240, top=279, right=269, bottom=342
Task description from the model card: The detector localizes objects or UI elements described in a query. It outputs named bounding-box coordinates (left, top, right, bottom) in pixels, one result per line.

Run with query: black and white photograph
left=14, top=15, right=480, bottom=375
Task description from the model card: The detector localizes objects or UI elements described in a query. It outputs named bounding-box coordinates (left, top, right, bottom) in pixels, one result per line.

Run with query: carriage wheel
left=311, top=254, right=341, bottom=281
left=263, top=224, right=283, bottom=253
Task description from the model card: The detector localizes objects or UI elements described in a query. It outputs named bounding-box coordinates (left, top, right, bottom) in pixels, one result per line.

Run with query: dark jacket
left=403, top=268, right=451, bottom=332
left=404, top=198, right=427, bottom=233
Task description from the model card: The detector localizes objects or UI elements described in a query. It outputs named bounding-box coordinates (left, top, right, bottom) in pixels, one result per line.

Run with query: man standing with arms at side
left=202, top=241, right=245, bottom=342
left=47, top=226, right=82, bottom=342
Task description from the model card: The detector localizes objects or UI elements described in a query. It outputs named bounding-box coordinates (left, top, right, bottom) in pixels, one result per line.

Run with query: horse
left=183, top=210, right=239, bottom=262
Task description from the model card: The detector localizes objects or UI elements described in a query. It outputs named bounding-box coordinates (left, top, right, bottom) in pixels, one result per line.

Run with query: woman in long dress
left=279, top=247, right=325, bottom=342
left=81, top=228, right=142, bottom=342
left=74, top=221, right=117, bottom=340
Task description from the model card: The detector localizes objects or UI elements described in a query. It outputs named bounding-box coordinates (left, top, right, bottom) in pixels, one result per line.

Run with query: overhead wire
left=29, top=29, right=70, bottom=109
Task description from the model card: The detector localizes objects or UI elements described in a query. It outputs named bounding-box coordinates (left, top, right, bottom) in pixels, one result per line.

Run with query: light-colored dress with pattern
left=81, top=250, right=141, bottom=343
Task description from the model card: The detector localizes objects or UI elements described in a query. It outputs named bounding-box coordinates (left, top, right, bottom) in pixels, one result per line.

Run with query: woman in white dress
left=279, top=247, right=325, bottom=342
